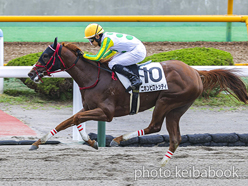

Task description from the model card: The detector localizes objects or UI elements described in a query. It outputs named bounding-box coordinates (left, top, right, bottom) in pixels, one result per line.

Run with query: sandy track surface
left=0, top=145, right=247, bottom=186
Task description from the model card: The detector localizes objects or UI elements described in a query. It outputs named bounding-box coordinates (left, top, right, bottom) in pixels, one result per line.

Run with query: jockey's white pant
left=108, top=43, right=146, bottom=69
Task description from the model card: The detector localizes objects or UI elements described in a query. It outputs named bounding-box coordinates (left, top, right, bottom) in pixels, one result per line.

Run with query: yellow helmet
left=84, top=23, right=104, bottom=39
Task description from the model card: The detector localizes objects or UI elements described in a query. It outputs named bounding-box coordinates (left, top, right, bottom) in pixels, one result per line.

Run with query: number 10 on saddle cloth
left=117, top=62, right=168, bottom=93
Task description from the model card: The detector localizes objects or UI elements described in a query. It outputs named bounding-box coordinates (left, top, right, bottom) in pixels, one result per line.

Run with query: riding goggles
left=88, top=38, right=94, bottom=45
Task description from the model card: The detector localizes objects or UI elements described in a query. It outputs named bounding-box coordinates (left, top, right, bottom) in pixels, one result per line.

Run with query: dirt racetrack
left=3, top=41, right=248, bottom=65
left=1, top=41, right=248, bottom=185
left=0, top=145, right=248, bottom=186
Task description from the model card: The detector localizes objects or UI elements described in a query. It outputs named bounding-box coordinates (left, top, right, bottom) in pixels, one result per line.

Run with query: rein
left=80, top=62, right=101, bottom=90
left=77, top=52, right=117, bottom=82
left=78, top=57, right=117, bottom=90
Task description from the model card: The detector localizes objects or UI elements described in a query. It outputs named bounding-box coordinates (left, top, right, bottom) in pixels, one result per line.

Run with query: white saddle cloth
left=116, top=62, right=168, bottom=94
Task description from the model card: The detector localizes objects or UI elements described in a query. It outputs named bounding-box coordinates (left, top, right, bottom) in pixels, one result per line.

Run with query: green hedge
left=141, top=47, right=233, bottom=66
left=7, top=52, right=73, bottom=100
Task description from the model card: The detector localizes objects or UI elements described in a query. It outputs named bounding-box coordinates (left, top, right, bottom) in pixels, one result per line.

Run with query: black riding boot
left=113, top=64, right=142, bottom=90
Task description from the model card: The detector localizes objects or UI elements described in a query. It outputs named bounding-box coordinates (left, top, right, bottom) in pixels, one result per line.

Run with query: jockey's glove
left=77, top=50, right=84, bottom=57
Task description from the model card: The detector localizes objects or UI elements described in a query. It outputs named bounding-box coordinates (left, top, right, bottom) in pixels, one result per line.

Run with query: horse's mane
left=61, top=42, right=109, bottom=69
left=62, top=42, right=82, bottom=56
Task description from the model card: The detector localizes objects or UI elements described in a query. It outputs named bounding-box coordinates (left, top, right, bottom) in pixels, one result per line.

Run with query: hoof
left=29, top=145, right=38, bottom=151
left=160, top=160, right=167, bottom=167
left=93, top=141, right=98, bottom=150
left=110, top=140, right=119, bottom=147
left=160, top=157, right=170, bottom=167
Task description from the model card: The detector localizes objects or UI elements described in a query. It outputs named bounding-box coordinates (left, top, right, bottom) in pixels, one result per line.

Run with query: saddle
left=114, top=60, right=168, bottom=115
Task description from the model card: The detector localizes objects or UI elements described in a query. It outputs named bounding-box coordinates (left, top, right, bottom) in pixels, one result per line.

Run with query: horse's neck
left=64, top=57, right=100, bottom=88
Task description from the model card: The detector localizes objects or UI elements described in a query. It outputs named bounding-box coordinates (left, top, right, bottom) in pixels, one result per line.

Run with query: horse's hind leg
left=110, top=99, right=171, bottom=146
left=160, top=102, right=193, bottom=167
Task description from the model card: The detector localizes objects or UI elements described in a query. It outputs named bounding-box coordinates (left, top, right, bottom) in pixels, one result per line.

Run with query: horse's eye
left=43, top=54, right=49, bottom=59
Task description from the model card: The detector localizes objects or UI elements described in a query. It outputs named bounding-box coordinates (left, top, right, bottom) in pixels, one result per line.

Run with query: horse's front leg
left=29, top=108, right=111, bottom=150
left=29, top=115, right=75, bottom=150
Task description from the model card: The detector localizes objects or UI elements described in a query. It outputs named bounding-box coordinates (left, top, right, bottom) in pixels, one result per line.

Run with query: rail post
left=97, top=121, right=106, bottom=147
left=0, top=29, right=3, bottom=94
left=226, top=0, right=233, bottom=41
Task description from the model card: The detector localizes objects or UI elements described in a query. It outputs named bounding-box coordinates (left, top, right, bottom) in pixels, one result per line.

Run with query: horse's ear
left=53, top=37, right=58, bottom=49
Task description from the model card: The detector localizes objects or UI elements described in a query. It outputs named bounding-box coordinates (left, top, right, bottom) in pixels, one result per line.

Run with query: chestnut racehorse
left=28, top=38, right=248, bottom=166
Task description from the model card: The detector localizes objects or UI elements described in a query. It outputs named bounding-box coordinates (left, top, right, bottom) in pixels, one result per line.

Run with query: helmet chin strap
left=96, top=37, right=101, bottom=47
left=94, top=24, right=102, bottom=46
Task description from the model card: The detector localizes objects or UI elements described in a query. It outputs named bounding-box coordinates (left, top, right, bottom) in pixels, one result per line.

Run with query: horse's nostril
left=28, top=72, right=34, bottom=79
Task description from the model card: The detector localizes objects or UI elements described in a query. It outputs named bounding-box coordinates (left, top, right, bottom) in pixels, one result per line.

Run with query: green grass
left=0, top=22, right=247, bottom=42
left=193, top=92, right=247, bottom=107
left=1, top=78, right=41, bottom=105
left=1, top=78, right=72, bottom=109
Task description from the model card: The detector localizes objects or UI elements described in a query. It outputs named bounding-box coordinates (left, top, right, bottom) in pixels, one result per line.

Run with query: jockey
left=83, top=23, right=146, bottom=90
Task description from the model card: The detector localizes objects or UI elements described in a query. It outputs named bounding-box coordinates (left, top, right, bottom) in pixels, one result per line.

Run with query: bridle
left=33, top=43, right=80, bottom=83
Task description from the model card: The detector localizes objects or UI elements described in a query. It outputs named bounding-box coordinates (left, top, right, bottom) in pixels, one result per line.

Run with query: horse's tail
left=197, top=69, right=248, bottom=104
